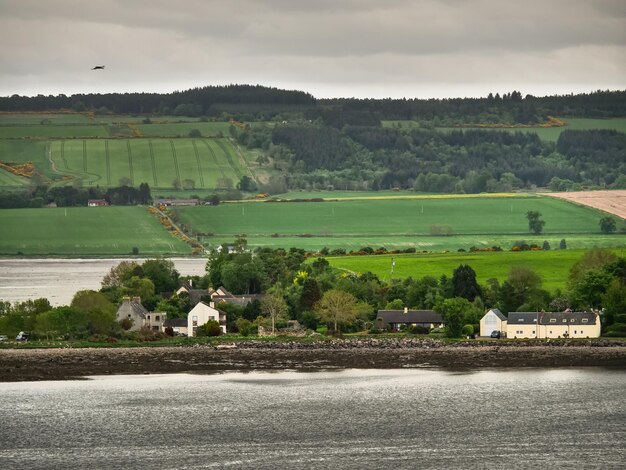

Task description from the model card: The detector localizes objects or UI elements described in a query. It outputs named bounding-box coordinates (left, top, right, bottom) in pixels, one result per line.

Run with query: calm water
left=0, top=368, right=624, bottom=469
left=0, top=258, right=207, bottom=305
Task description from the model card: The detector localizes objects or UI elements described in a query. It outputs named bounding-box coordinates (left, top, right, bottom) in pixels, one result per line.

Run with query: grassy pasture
left=174, top=195, right=622, bottom=251
left=0, top=113, right=92, bottom=125
left=0, top=206, right=191, bottom=256
left=321, top=249, right=625, bottom=292
left=47, top=138, right=249, bottom=189
left=137, top=122, right=233, bottom=137
left=383, top=117, right=626, bottom=142
left=0, top=125, right=109, bottom=139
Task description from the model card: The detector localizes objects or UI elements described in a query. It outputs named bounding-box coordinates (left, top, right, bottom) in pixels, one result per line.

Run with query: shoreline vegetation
left=2, top=338, right=625, bottom=382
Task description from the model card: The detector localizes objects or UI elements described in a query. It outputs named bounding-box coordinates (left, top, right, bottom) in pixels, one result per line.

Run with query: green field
left=0, top=113, right=92, bottom=125
left=383, top=118, right=626, bottom=142
left=0, top=206, right=191, bottom=255
left=174, top=195, right=624, bottom=251
left=321, top=249, right=625, bottom=292
left=136, top=122, right=234, bottom=137
left=0, top=113, right=257, bottom=190
left=43, top=137, right=249, bottom=189
left=0, top=125, right=109, bottom=139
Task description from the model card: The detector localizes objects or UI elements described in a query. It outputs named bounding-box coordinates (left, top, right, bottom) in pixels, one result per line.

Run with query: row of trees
left=0, top=182, right=152, bottom=209
left=3, top=87, right=624, bottom=123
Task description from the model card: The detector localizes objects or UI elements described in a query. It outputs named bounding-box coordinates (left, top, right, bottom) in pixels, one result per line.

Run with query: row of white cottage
left=480, top=308, right=601, bottom=339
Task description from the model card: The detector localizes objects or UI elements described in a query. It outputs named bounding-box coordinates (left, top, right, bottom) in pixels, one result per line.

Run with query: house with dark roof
left=163, top=318, right=189, bottom=336
left=480, top=308, right=508, bottom=337
left=176, top=281, right=210, bottom=307
left=507, top=311, right=600, bottom=339
left=175, top=284, right=262, bottom=309
left=375, top=308, right=444, bottom=331
left=116, top=297, right=166, bottom=332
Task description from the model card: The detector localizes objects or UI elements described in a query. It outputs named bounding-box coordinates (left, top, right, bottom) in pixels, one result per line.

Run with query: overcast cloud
left=0, top=0, right=624, bottom=98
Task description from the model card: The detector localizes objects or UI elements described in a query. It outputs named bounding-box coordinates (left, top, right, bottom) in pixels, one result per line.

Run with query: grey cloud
left=0, top=0, right=624, bottom=97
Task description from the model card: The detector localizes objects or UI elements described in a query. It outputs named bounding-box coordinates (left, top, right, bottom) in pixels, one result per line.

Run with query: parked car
left=490, top=330, right=501, bottom=339
left=15, top=331, right=29, bottom=342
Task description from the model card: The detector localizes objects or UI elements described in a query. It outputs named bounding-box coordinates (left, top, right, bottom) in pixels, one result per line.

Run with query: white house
left=187, top=301, right=227, bottom=336
left=479, top=308, right=508, bottom=337
left=507, top=311, right=601, bottom=339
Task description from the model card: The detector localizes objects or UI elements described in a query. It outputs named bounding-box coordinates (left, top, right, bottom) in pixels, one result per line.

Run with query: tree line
left=2, top=87, right=624, bottom=124
left=0, top=182, right=152, bottom=208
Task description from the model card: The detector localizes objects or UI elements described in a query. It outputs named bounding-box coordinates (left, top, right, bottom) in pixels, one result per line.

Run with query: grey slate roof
left=508, top=311, right=597, bottom=325
left=116, top=298, right=148, bottom=319
left=488, top=308, right=507, bottom=321
left=163, top=318, right=188, bottom=328
left=376, top=310, right=444, bottom=325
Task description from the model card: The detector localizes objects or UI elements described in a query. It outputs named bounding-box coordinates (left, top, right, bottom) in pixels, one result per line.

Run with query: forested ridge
left=1, top=85, right=625, bottom=195
left=2, top=86, right=625, bottom=122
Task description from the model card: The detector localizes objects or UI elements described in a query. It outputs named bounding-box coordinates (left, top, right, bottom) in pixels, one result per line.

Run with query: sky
left=0, top=0, right=625, bottom=99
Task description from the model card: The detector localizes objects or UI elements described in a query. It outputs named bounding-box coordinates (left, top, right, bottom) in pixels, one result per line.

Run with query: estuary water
left=0, top=258, right=207, bottom=305
left=0, top=368, right=624, bottom=469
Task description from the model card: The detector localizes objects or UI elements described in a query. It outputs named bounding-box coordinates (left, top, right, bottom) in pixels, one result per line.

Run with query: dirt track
left=546, top=190, right=626, bottom=219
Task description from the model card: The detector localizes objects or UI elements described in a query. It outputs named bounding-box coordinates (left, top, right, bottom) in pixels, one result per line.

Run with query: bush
left=462, top=324, right=474, bottom=337
left=236, top=318, right=254, bottom=337
left=196, top=320, right=222, bottom=337
left=604, top=323, right=626, bottom=337
left=409, top=325, right=429, bottom=335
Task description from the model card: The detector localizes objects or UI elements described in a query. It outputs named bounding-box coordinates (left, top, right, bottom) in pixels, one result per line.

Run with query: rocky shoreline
left=1, top=338, right=625, bottom=382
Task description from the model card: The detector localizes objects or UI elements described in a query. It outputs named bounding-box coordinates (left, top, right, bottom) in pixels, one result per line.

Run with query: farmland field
left=383, top=117, right=626, bottom=142
left=174, top=195, right=625, bottom=251
left=320, top=249, right=625, bottom=292
left=47, top=137, right=250, bottom=189
left=0, top=206, right=191, bottom=256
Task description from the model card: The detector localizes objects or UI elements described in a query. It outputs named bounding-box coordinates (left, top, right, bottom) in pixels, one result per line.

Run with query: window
left=147, top=315, right=150, bottom=320
left=155, top=315, right=160, bottom=321
left=562, top=319, right=567, bottom=323
left=549, top=331, right=552, bottom=334
left=532, top=331, right=535, bottom=335
left=518, top=318, right=524, bottom=322
left=549, top=319, right=556, bottom=323
left=582, top=319, right=588, bottom=323
left=570, top=319, right=575, bottom=323
left=574, top=330, right=577, bottom=334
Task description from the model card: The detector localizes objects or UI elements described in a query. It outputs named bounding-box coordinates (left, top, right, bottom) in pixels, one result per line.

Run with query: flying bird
left=91, top=65, right=105, bottom=70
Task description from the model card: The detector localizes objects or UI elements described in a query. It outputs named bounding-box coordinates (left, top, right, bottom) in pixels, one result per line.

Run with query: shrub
left=409, top=325, right=429, bottom=335
left=236, top=318, right=254, bottom=337
left=462, top=324, right=474, bottom=336
left=196, top=320, right=222, bottom=337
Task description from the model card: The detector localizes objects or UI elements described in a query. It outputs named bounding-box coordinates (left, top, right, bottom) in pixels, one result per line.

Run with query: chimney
left=189, top=279, right=193, bottom=288
left=132, top=296, right=141, bottom=304
left=403, top=307, right=408, bottom=314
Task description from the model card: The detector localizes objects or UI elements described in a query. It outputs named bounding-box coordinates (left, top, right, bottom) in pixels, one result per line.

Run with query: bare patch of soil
left=546, top=190, right=626, bottom=219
